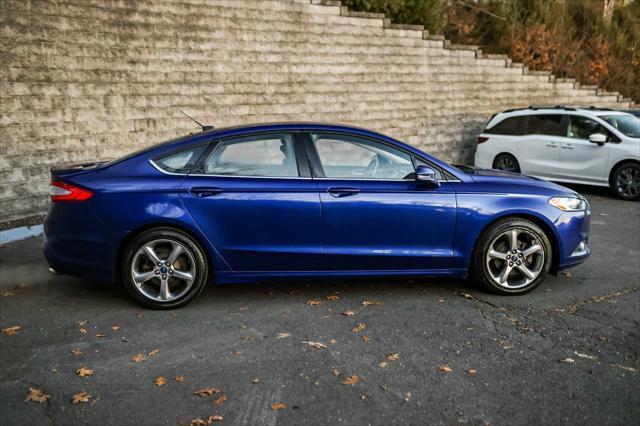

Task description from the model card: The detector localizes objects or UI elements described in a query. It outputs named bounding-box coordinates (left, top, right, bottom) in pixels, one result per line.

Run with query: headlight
left=548, top=196, right=588, bottom=211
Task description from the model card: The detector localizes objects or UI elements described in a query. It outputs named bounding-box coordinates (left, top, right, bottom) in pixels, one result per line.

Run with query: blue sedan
left=44, top=123, right=591, bottom=308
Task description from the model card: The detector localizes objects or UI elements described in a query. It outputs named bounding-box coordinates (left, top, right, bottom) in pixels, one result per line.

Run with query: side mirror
left=588, top=133, right=607, bottom=145
left=415, top=165, right=440, bottom=188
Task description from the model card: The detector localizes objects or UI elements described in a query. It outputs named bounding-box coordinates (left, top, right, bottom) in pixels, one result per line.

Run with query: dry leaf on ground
left=174, top=376, right=185, bottom=382
left=468, top=368, right=477, bottom=375
left=76, top=320, right=88, bottom=326
left=148, top=349, right=159, bottom=357
left=306, top=300, right=321, bottom=306
left=76, top=367, right=94, bottom=377
left=271, top=402, right=287, bottom=410
left=331, top=368, right=341, bottom=376
left=378, top=361, right=388, bottom=369
left=208, top=415, right=223, bottom=423
left=302, top=341, right=326, bottom=349
left=3, top=291, right=15, bottom=297
left=194, top=387, right=220, bottom=396
left=111, top=326, right=120, bottom=331
left=78, top=328, right=87, bottom=334
left=251, top=378, right=261, bottom=384
left=213, top=395, right=227, bottom=406
left=437, top=365, right=453, bottom=373
left=361, top=335, right=370, bottom=343
left=2, top=326, right=20, bottom=336
left=386, top=353, right=400, bottom=361
left=131, top=353, right=146, bottom=363
left=71, top=392, right=91, bottom=404
left=342, top=310, right=357, bottom=317
left=155, top=377, right=167, bottom=386
left=190, top=418, right=207, bottom=426
left=71, top=348, right=83, bottom=356
left=352, top=322, right=366, bottom=333
left=362, top=300, right=383, bottom=307
left=96, top=333, right=106, bottom=338
left=25, top=387, right=50, bottom=403
left=342, top=375, right=359, bottom=385
left=276, top=333, right=290, bottom=339
left=325, top=294, right=339, bottom=301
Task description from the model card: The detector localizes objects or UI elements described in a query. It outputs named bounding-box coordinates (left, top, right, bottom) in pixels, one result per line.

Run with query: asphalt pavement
left=1, top=184, right=638, bottom=425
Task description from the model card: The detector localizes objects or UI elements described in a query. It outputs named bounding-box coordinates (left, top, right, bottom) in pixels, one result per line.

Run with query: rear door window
left=525, top=115, right=566, bottom=136
left=485, top=116, right=526, bottom=135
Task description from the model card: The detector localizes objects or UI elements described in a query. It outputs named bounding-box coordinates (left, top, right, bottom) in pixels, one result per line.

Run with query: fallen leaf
left=341, top=375, right=359, bottom=385
left=190, top=418, right=208, bottom=426
left=96, top=333, right=106, bottom=338
left=404, top=392, right=412, bottom=402
left=111, top=326, right=120, bottom=331
left=302, top=341, right=326, bottom=349
left=342, top=310, right=357, bottom=317
left=194, top=387, right=219, bottom=397
left=437, top=365, right=453, bottom=373
left=2, top=326, right=20, bottom=336
left=148, top=349, right=159, bottom=357
left=71, top=348, right=83, bottom=356
left=362, top=300, right=383, bottom=307
left=306, top=300, right=321, bottom=306
left=136, top=313, right=143, bottom=318
left=361, top=335, right=369, bottom=343
left=563, top=357, right=575, bottom=363
left=3, top=291, right=15, bottom=297
left=331, top=368, right=341, bottom=376
left=208, top=415, right=223, bottom=423
left=25, top=387, right=50, bottom=403
left=155, top=377, right=167, bottom=386
left=563, top=272, right=574, bottom=279
left=213, top=395, right=227, bottom=406
left=460, top=293, right=474, bottom=300
left=329, top=338, right=337, bottom=344
left=351, top=322, right=366, bottom=333
left=438, top=298, right=444, bottom=303
left=71, top=392, right=91, bottom=404
left=574, top=350, right=597, bottom=360
left=241, top=336, right=254, bottom=342
left=325, top=294, right=339, bottom=301
left=131, top=353, right=146, bottom=363
left=76, top=320, right=88, bottom=326
left=386, top=353, right=400, bottom=361
left=467, top=368, right=477, bottom=375
left=174, top=376, right=185, bottom=382
left=378, top=361, right=388, bottom=369
left=271, top=402, right=287, bottom=410
left=76, top=367, right=94, bottom=377
left=239, top=306, right=248, bottom=311
left=251, top=378, right=261, bottom=384
left=276, top=333, right=290, bottom=339
left=78, top=328, right=87, bottom=334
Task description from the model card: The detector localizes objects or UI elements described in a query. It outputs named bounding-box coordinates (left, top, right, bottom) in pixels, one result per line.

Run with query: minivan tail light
left=50, top=181, right=93, bottom=202
left=477, top=136, right=489, bottom=144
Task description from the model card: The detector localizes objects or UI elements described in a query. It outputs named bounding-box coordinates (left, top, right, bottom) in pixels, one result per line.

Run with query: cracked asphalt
left=1, top=184, right=638, bottom=426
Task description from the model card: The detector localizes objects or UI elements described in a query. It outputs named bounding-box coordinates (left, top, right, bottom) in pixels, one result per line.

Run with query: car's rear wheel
left=472, top=218, right=552, bottom=295
left=121, top=228, right=208, bottom=309
left=493, top=153, right=520, bottom=173
left=611, top=162, right=640, bottom=201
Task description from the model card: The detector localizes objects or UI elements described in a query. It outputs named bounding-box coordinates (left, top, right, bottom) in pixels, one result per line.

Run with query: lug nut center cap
left=160, top=267, right=168, bottom=273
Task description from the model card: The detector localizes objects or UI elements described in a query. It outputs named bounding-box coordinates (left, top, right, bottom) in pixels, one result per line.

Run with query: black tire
left=493, top=153, right=521, bottom=173
left=610, top=162, right=640, bottom=201
left=121, top=228, right=208, bottom=309
left=471, top=218, right=552, bottom=295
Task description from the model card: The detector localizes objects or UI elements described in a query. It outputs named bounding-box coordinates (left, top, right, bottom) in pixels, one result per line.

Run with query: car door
left=517, top=114, right=564, bottom=178
left=179, top=131, right=322, bottom=271
left=557, top=115, right=612, bottom=185
left=305, top=132, right=457, bottom=271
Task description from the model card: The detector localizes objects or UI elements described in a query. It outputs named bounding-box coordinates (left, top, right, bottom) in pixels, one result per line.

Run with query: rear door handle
left=546, top=143, right=558, bottom=147
left=189, top=187, right=222, bottom=198
left=561, top=144, right=574, bottom=149
left=327, top=187, right=360, bottom=198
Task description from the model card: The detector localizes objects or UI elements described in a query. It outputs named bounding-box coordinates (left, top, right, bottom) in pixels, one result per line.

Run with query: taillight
left=49, top=181, right=93, bottom=202
left=477, top=136, right=489, bottom=144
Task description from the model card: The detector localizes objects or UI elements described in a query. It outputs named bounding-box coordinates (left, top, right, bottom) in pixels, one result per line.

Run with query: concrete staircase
left=0, top=0, right=635, bottom=228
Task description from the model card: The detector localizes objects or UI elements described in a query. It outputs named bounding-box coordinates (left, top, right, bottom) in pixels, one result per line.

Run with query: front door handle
left=327, top=187, right=360, bottom=198
left=561, top=143, right=574, bottom=149
left=189, top=187, right=222, bottom=198
left=546, top=143, right=558, bottom=147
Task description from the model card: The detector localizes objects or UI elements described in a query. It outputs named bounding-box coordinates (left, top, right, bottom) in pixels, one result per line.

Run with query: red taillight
left=49, top=181, right=93, bottom=202
left=477, top=136, right=489, bottom=144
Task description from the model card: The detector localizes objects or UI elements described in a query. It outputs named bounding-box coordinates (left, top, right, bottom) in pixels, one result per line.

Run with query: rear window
left=526, top=114, right=565, bottom=136
left=485, top=116, right=526, bottom=135
left=153, top=145, right=207, bottom=174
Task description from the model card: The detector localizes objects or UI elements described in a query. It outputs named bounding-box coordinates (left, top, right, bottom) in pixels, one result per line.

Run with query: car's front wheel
left=121, top=228, right=208, bottom=309
left=472, top=218, right=552, bottom=295
left=611, top=162, right=640, bottom=201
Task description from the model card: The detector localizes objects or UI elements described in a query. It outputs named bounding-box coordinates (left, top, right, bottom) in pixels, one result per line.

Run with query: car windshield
left=601, top=114, right=640, bottom=138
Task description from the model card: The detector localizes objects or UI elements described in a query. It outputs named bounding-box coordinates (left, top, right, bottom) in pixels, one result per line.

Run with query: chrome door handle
left=546, top=143, right=558, bottom=147
left=561, top=144, right=574, bottom=149
left=327, top=187, right=360, bottom=198
left=189, top=187, right=222, bottom=198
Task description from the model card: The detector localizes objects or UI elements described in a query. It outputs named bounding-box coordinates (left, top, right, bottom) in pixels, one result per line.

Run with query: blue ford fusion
left=44, top=123, right=591, bottom=308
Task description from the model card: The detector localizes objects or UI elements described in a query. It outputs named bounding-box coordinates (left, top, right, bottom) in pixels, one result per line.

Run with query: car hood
left=453, top=165, right=577, bottom=196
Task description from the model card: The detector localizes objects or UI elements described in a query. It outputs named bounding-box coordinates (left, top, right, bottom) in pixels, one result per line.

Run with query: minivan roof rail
left=502, top=106, right=577, bottom=113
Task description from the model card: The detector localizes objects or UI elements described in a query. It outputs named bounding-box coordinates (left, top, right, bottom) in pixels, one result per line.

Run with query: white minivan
left=474, top=107, right=640, bottom=200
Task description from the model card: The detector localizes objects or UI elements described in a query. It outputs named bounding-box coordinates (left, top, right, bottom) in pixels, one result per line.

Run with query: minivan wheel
left=121, top=228, right=208, bottom=309
left=472, top=218, right=552, bottom=295
left=611, top=162, right=640, bottom=201
left=493, top=153, right=521, bottom=173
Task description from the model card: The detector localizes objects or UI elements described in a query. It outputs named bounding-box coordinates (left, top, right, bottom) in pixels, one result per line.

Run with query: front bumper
left=555, top=208, right=591, bottom=271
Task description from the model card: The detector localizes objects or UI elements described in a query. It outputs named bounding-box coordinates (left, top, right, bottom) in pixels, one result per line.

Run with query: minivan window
left=485, top=116, right=526, bottom=135
left=601, top=114, right=640, bottom=138
left=567, top=116, right=608, bottom=140
left=525, top=115, right=565, bottom=136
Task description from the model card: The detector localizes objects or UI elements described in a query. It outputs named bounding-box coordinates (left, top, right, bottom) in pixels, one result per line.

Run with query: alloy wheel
left=495, top=156, right=518, bottom=173
left=130, top=239, right=196, bottom=302
left=615, top=165, right=640, bottom=199
left=485, top=228, right=545, bottom=289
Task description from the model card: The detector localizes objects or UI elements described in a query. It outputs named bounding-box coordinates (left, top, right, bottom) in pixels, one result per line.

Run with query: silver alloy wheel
left=485, top=228, right=545, bottom=289
left=495, top=156, right=518, bottom=172
left=615, top=165, right=640, bottom=198
left=130, top=239, right=196, bottom=302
